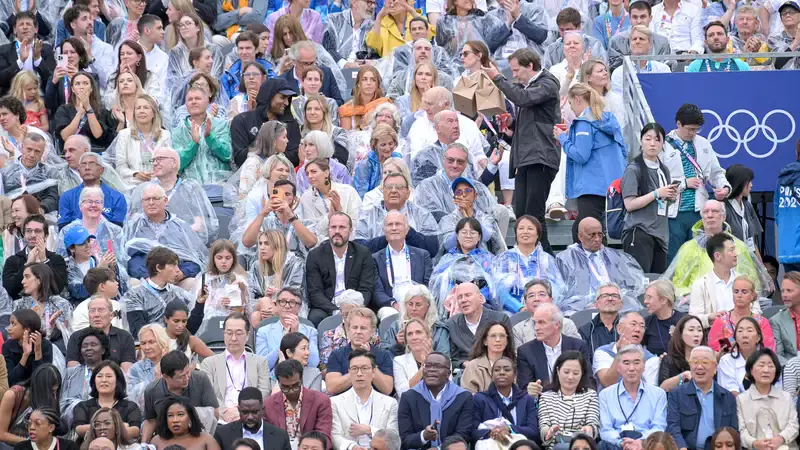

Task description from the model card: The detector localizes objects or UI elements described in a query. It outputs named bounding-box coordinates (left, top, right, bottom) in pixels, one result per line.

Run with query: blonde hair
left=401, top=285, right=438, bottom=331
left=403, top=318, right=432, bottom=353
left=302, top=130, right=334, bottom=160
left=113, top=70, right=144, bottom=111
left=345, top=307, right=378, bottom=330
left=271, top=15, right=307, bottom=61
left=579, top=59, right=610, bottom=95
left=138, top=323, right=171, bottom=355
left=646, top=279, right=676, bottom=307
left=258, top=229, right=289, bottom=292
left=568, top=82, right=605, bottom=120
left=302, top=93, right=333, bottom=135
left=370, top=123, right=398, bottom=149
left=734, top=275, right=757, bottom=300
left=130, top=94, right=164, bottom=142
left=10, top=70, right=44, bottom=111
left=411, top=61, right=440, bottom=113
left=352, top=65, right=384, bottom=107
left=262, top=153, right=294, bottom=181
left=166, top=0, right=203, bottom=49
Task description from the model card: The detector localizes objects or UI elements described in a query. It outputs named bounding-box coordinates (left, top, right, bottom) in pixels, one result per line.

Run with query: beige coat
left=689, top=270, right=761, bottom=328
left=460, top=355, right=493, bottom=394
left=736, top=385, right=799, bottom=450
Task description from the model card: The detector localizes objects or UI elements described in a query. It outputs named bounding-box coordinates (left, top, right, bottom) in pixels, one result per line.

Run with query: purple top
left=264, top=7, right=324, bottom=47
left=296, top=157, right=352, bottom=194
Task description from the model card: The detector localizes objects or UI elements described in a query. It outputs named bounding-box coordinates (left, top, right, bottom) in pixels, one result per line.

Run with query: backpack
left=605, top=155, right=671, bottom=240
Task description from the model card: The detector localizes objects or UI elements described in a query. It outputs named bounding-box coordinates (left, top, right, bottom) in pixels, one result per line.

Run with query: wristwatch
left=86, top=108, right=95, bottom=114
left=288, top=215, right=298, bottom=223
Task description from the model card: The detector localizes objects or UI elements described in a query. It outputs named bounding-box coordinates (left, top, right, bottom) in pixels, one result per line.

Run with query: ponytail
left=568, top=83, right=605, bottom=120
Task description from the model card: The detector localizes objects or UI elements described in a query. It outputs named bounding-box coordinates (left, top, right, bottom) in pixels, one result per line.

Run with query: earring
left=136, top=61, right=140, bottom=67
left=324, top=179, right=330, bottom=186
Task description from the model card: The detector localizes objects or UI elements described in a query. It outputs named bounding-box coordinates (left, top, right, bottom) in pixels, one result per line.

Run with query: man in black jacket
left=280, top=41, right=344, bottom=106
left=305, top=212, right=375, bottom=325
left=483, top=48, right=560, bottom=254
left=215, top=386, right=292, bottom=450
left=231, top=78, right=301, bottom=167
left=2, top=215, right=67, bottom=299
left=0, top=11, right=55, bottom=95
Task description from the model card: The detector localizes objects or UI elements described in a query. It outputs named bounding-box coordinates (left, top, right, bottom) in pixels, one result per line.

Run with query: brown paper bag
left=475, top=72, right=507, bottom=116
left=452, top=71, right=481, bottom=117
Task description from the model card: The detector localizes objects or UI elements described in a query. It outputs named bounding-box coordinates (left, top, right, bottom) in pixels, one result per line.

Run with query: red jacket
left=263, top=387, right=333, bottom=449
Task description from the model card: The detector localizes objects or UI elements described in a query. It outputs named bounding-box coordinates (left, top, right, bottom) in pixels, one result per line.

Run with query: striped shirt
left=538, top=390, right=600, bottom=447
left=782, top=356, right=800, bottom=397
left=676, top=139, right=698, bottom=212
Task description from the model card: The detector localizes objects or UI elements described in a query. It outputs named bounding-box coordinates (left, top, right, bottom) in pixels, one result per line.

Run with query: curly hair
left=75, top=327, right=111, bottom=364
left=0, top=95, right=27, bottom=124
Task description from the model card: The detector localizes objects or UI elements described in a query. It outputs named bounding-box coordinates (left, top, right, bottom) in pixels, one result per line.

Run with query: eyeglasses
left=349, top=366, right=374, bottom=374
left=142, top=197, right=164, bottom=203
left=460, top=50, right=475, bottom=58
left=88, top=307, right=109, bottom=314
left=24, top=228, right=44, bottom=235
left=224, top=330, right=246, bottom=338
left=277, top=300, right=301, bottom=308
left=454, top=187, right=474, bottom=197
left=243, top=72, right=262, bottom=78
left=445, top=156, right=467, bottom=165
left=79, top=161, right=100, bottom=168
left=177, top=21, right=195, bottom=29
left=280, top=383, right=302, bottom=393
left=526, top=291, right=550, bottom=300
left=423, top=363, right=450, bottom=371
left=81, top=200, right=103, bottom=206
left=487, top=333, right=507, bottom=340
left=153, top=156, right=175, bottom=164
left=598, top=293, right=621, bottom=300
left=384, top=184, right=408, bottom=192
left=781, top=9, right=798, bottom=17
left=457, top=229, right=479, bottom=238
left=586, top=231, right=604, bottom=239
left=689, top=359, right=716, bottom=367
left=129, top=0, right=146, bottom=4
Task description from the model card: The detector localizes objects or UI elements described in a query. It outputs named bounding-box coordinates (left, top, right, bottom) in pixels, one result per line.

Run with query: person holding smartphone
left=620, top=123, right=676, bottom=274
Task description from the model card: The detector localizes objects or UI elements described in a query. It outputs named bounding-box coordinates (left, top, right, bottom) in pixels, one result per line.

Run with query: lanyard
left=84, top=366, right=92, bottom=392
left=617, top=382, right=643, bottom=425
left=385, top=244, right=411, bottom=287
left=705, top=59, right=732, bottom=72
left=63, top=76, right=70, bottom=103
left=78, top=112, right=88, bottom=132
left=604, top=11, right=628, bottom=40
left=139, top=131, right=155, bottom=153
left=225, top=356, right=247, bottom=392
left=665, top=136, right=704, bottom=178
left=166, top=178, right=183, bottom=201
left=587, top=252, right=609, bottom=284
left=660, top=3, right=681, bottom=25
left=317, top=190, right=329, bottom=214
left=14, top=41, right=21, bottom=62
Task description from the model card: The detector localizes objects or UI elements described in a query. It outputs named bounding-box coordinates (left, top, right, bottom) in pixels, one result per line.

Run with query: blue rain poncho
left=429, top=249, right=497, bottom=318
left=490, top=244, right=566, bottom=313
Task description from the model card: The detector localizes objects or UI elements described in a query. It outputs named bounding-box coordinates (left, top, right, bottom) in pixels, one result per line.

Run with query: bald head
left=577, top=217, right=603, bottom=252
left=422, top=86, right=452, bottom=121
left=701, top=199, right=725, bottom=235
left=152, top=147, right=180, bottom=178
left=63, top=135, right=91, bottom=169
left=88, top=438, right=115, bottom=450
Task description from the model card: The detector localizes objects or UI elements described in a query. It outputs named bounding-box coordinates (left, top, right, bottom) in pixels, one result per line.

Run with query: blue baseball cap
left=451, top=177, right=476, bottom=192
left=64, top=226, right=95, bottom=248
left=780, top=0, right=800, bottom=12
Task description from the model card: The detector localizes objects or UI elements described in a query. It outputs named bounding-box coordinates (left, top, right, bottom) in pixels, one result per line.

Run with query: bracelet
left=653, top=190, right=659, bottom=200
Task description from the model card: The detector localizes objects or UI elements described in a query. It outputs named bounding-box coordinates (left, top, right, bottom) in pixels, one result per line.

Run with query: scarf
left=411, top=381, right=466, bottom=447
left=487, top=383, right=525, bottom=425
left=221, top=0, right=248, bottom=39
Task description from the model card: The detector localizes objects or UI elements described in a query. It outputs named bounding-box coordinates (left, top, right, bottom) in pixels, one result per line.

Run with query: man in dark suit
left=517, top=303, right=591, bottom=392
left=280, top=40, right=344, bottom=106
left=373, top=210, right=432, bottom=320
left=446, top=281, right=511, bottom=369
left=0, top=11, right=55, bottom=95
left=215, top=386, right=292, bottom=450
left=306, top=211, right=375, bottom=325
left=666, top=346, right=738, bottom=450
left=398, top=352, right=472, bottom=449
left=2, top=214, right=67, bottom=299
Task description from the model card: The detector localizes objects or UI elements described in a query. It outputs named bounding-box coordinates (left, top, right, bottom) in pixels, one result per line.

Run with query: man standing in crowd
left=138, top=14, right=168, bottom=85
left=331, top=350, right=399, bottom=449
left=215, top=387, right=293, bottom=450
left=356, top=173, right=439, bottom=257
left=593, top=311, right=660, bottom=388
left=513, top=279, right=581, bottom=349
left=397, top=353, right=472, bottom=448
left=666, top=346, right=738, bottom=450
left=3, top=214, right=67, bottom=299
left=0, top=11, right=55, bottom=95
left=608, top=1, right=672, bottom=70
left=58, top=152, right=128, bottom=228
left=556, top=218, right=646, bottom=317
left=662, top=104, right=730, bottom=263
left=256, top=287, right=320, bottom=367
left=598, top=345, right=667, bottom=450
left=446, top=281, right=511, bottom=369
left=306, top=212, right=375, bottom=325
left=651, top=0, right=704, bottom=54
left=200, top=312, right=272, bottom=424
left=326, top=308, right=394, bottom=396
left=686, top=22, right=752, bottom=71
left=483, top=49, right=559, bottom=254
left=264, top=360, right=333, bottom=447
left=66, top=296, right=136, bottom=372
left=142, top=350, right=219, bottom=442
left=231, top=78, right=301, bottom=166
left=517, top=303, right=590, bottom=393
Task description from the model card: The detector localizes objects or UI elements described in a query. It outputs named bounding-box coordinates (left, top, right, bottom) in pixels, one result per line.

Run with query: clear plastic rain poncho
left=54, top=158, right=132, bottom=195
left=490, top=244, right=567, bottom=313
left=172, top=116, right=233, bottom=186
left=390, top=45, right=462, bottom=81
left=0, top=286, right=11, bottom=314
left=433, top=10, right=513, bottom=60
left=354, top=200, right=439, bottom=241
left=487, top=3, right=552, bottom=61
left=65, top=256, right=130, bottom=303
left=55, top=218, right=125, bottom=258
left=663, top=220, right=775, bottom=301
left=272, top=42, right=348, bottom=97
left=13, top=295, right=73, bottom=343
left=104, top=16, right=144, bottom=52
left=291, top=95, right=341, bottom=127
left=120, top=282, right=193, bottom=336
left=428, top=250, right=498, bottom=319
left=410, top=144, right=480, bottom=188
left=188, top=271, right=250, bottom=336
left=321, top=10, right=374, bottom=68
left=1, top=160, right=60, bottom=202
left=769, top=33, right=800, bottom=70
left=165, top=42, right=226, bottom=94
left=438, top=209, right=506, bottom=256
left=554, top=243, right=646, bottom=316
left=127, top=178, right=219, bottom=244
left=60, top=364, right=91, bottom=427
left=385, top=63, right=456, bottom=100
left=119, top=211, right=210, bottom=273
left=247, top=252, right=307, bottom=316
left=414, top=171, right=494, bottom=221
left=542, top=34, right=608, bottom=69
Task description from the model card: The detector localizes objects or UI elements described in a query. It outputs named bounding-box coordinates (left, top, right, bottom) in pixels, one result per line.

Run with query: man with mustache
left=306, top=212, right=375, bottom=326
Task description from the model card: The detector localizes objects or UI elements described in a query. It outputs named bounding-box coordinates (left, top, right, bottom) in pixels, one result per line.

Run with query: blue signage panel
left=638, top=71, right=800, bottom=192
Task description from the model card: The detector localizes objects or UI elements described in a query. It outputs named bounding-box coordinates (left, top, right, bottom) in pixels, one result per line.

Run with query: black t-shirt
left=143, top=372, right=219, bottom=420
left=643, top=311, right=685, bottom=356
left=66, top=326, right=137, bottom=366
left=72, top=397, right=142, bottom=429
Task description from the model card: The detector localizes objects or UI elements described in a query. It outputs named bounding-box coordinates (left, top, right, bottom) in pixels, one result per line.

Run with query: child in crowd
left=10, top=70, right=49, bottom=132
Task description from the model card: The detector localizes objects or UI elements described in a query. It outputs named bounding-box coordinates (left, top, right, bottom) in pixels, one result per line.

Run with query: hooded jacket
left=776, top=161, right=800, bottom=264
left=559, top=110, right=627, bottom=199
left=230, top=78, right=301, bottom=167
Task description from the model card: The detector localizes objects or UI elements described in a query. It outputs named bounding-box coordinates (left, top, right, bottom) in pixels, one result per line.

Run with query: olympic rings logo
left=702, top=109, right=796, bottom=159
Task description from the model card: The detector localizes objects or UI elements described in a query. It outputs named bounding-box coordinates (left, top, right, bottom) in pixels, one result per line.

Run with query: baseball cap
left=279, top=86, right=297, bottom=96
left=64, top=226, right=95, bottom=248
left=451, top=177, right=476, bottom=192
left=779, top=0, right=800, bottom=13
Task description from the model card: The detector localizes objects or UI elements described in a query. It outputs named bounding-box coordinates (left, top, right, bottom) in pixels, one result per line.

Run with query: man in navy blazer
left=373, top=211, right=433, bottom=317
left=517, top=304, right=591, bottom=390
left=281, top=40, right=344, bottom=106
left=398, top=352, right=472, bottom=450
left=666, top=346, right=738, bottom=450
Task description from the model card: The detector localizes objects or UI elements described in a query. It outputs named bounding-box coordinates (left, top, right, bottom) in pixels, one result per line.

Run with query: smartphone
left=270, top=188, right=279, bottom=201
left=106, top=240, right=113, bottom=253
left=56, top=54, right=67, bottom=69
left=718, top=337, right=732, bottom=352
left=670, top=180, right=681, bottom=186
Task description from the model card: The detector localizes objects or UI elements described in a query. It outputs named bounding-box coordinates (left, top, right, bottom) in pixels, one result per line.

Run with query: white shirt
left=407, top=114, right=488, bottom=171
left=593, top=343, right=660, bottom=386
left=224, top=350, right=248, bottom=407
left=498, top=389, right=517, bottom=422
left=466, top=311, right=483, bottom=335
left=333, top=248, right=348, bottom=297
left=143, top=42, right=169, bottom=83
left=387, top=243, right=412, bottom=289
left=712, top=268, right=736, bottom=312
left=71, top=297, right=127, bottom=331
left=243, top=422, right=265, bottom=450
left=89, top=37, right=117, bottom=89
left=611, top=61, right=671, bottom=95
left=543, top=336, right=563, bottom=378
left=717, top=353, right=746, bottom=393
left=650, top=1, right=705, bottom=54
left=355, top=390, right=375, bottom=447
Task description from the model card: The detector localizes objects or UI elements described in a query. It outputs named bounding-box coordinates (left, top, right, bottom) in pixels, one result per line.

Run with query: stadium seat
left=762, top=305, right=785, bottom=319
left=317, top=315, right=343, bottom=348
left=511, top=311, right=530, bottom=326
left=378, top=314, right=399, bottom=339
left=570, top=309, right=598, bottom=329
left=198, top=316, right=227, bottom=353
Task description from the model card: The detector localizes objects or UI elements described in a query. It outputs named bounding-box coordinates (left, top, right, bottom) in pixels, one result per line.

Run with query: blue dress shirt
left=695, top=382, right=715, bottom=449
left=599, top=380, right=667, bottom=445
left=256, top=321, right=320, bottom=368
